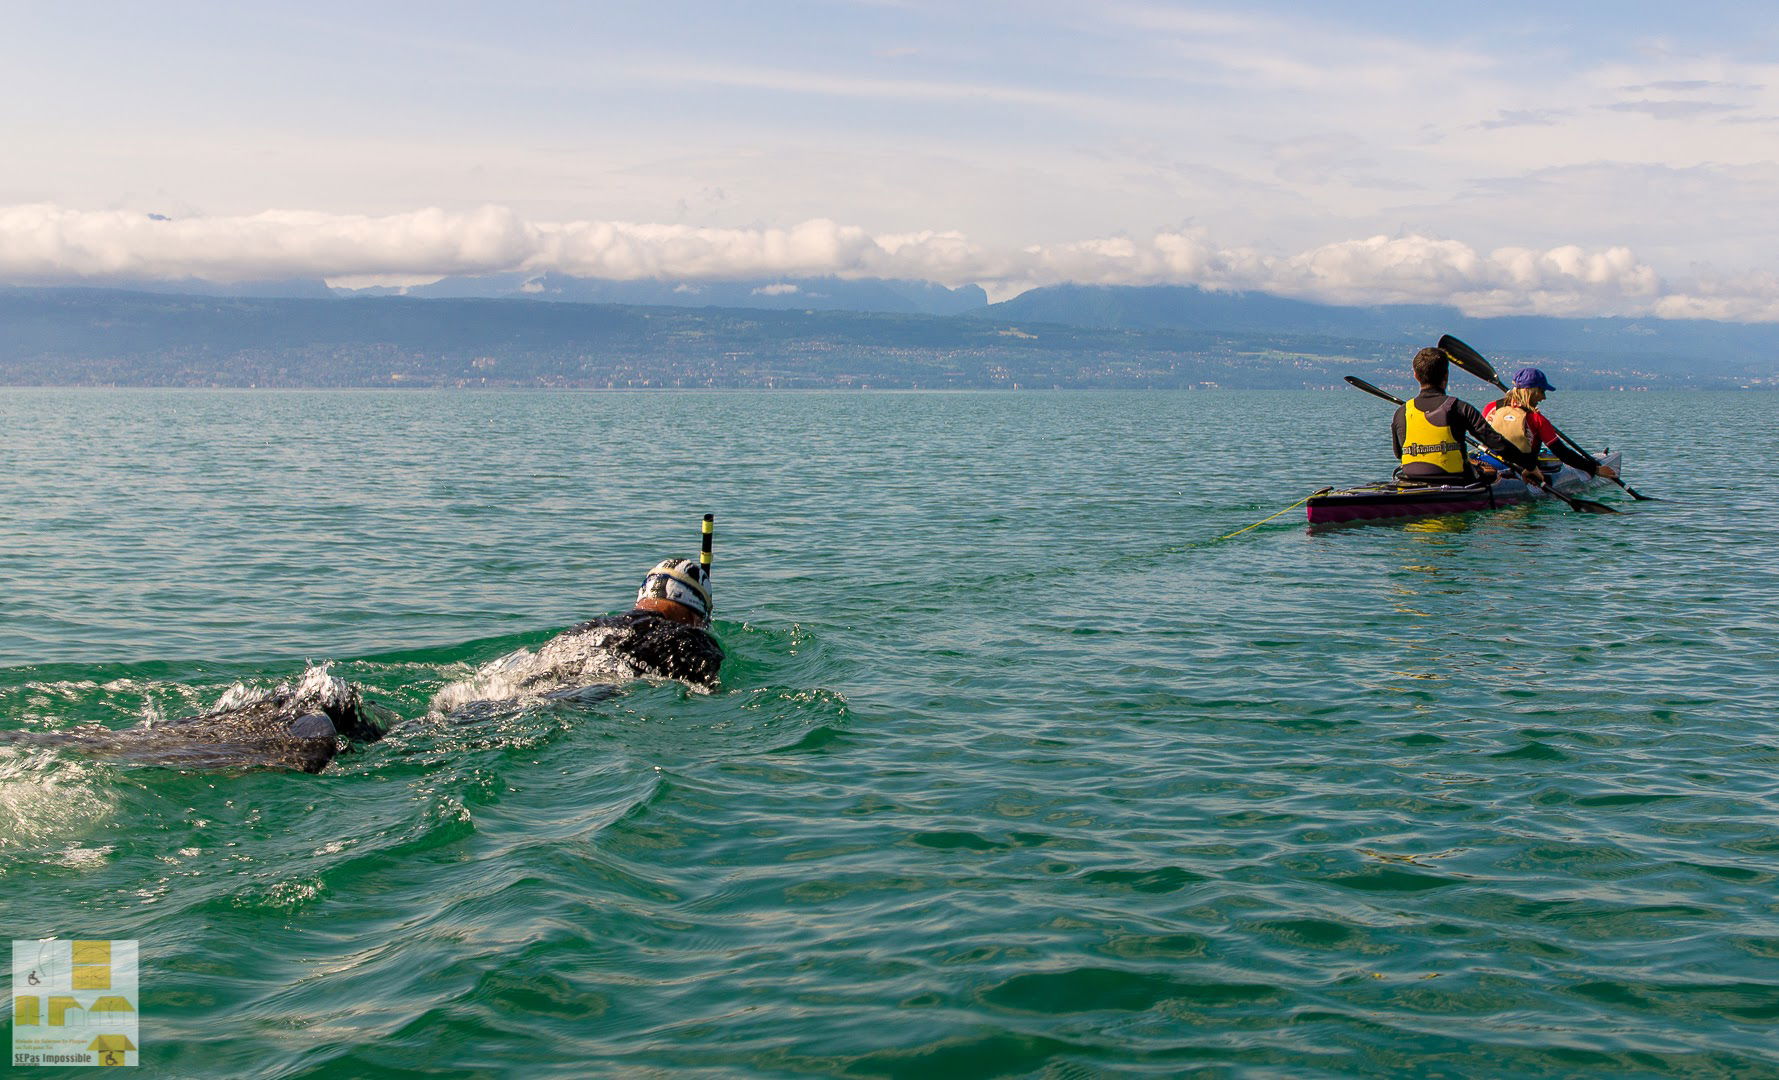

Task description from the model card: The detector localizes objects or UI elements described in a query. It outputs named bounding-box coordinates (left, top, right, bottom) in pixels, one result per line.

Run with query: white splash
left=430, top=627, right=644, bottom=711
left=0, top=752, right=118, bottom=858
left=210, top=663, right=352, bottom=714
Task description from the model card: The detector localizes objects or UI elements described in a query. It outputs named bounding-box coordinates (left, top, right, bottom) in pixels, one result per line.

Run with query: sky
left=3, top=1, right=1778, bottom=318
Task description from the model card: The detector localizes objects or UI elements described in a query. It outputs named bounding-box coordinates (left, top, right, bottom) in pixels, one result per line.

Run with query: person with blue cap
left=1481, top=367, right=1619, bottom=482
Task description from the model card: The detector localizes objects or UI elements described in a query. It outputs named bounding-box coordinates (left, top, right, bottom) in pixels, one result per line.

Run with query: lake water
left=3, top=388, right=1777, bottom=1077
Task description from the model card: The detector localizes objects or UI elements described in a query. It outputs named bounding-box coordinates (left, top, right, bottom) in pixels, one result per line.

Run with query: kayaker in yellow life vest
left=1391, top=347, right=1546, bottom=486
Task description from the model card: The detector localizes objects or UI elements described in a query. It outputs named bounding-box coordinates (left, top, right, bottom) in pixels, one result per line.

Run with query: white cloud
left=976, top=231, right=1669, bottom=316
left=1600, top=99, right=1743, bottom=120
left=630, top=61, right=1137, bottom=119
left=1623, top=79, right=1763, bottom=93
left=751, top=283, right=800, bottom=295
left=0, top=204, right=534, bottom=282
left=2, top=202, right=1775, bottom=321
left=9, top=4, right=1779, bottom=286
left=1103, top=2, right=1473, bottom=95
left=1651, top=269, right=1779, bottom=322
left=1477, top=108, right=1571, bottom=130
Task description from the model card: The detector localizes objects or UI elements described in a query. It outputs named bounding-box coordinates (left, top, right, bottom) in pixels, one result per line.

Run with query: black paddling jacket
left=564, top=610, right=725, bottom=688
left=1391, top=390, right=1542, bottom=482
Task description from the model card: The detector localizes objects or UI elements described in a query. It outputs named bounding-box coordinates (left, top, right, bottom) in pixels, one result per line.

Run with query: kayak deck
left=1307, top=452, right=1621, bottom=526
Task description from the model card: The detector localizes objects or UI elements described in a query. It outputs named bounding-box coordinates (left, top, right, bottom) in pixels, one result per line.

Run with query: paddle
left=1344, top=374, right=1405, bottom=406
left=1343, top=376, right=1617, bottom=514
left=1438, top=334, right=1656, bottom=501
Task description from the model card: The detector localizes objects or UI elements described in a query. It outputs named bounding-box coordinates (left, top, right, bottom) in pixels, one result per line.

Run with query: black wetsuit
left=1390, top=389, right=1542, bottom=483
left=0, top=676, right=392, bottom=773
left=556, top=610, right=725, bottom=688
left=435, top=609, right=725, bottom=722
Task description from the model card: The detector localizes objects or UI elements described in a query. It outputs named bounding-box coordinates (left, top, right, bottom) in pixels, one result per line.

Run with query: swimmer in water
left=432, top=515, right=724, bottom=712
left=0, top=665, right=393, bottom=773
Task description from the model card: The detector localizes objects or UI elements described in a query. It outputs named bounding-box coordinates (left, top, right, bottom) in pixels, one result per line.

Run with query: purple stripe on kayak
left=1306, top=491, right=1534, bottom=524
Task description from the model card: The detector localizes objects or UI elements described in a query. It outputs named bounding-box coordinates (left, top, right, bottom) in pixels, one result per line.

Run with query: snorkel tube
left=700, top=514, right=715, bottom=626
left=701, top=513, right=713, bottom=580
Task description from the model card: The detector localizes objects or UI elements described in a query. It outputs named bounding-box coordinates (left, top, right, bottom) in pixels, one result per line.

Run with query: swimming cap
left=636, top=558, right=712, bottom=621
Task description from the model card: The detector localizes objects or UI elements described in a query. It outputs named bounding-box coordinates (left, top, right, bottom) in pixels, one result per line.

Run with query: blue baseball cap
left=1512, top=367, right=1555, bottom=391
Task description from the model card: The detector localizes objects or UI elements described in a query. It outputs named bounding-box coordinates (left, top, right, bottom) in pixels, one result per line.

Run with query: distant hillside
left=982, top=284, right=1779, bottom=371
left=350, top=273, right=989, bottom=316
left=0, top=285, right=1772, bottom=389
left=15, top=275, right=340, bottom=301
left=22, top=273, right=1779, bottom=378
left=982, top=282, right=1440, bottom=338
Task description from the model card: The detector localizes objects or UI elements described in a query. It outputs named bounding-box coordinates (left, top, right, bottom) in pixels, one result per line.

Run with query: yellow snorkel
left=701, top=513, right=713, bottom=582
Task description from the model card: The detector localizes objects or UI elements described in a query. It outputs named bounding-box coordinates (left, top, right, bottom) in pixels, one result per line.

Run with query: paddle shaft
left=1344, top=375, right=1403, bottom=406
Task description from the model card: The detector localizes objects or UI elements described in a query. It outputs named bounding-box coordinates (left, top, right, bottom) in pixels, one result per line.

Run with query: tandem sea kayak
left=1307, top=451, right=1622, bottom=526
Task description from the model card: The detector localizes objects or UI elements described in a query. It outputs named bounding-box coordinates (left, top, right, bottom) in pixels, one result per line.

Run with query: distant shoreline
left=4, top=285, right=1773, bottom=391
left=1, top=383, right=1759, bottom=393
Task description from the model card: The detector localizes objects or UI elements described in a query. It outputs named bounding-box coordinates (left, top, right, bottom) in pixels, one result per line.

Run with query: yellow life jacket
left=1400, top=399, right=1465, bottom=474
left=1487, top=404, right=1535, bottom=453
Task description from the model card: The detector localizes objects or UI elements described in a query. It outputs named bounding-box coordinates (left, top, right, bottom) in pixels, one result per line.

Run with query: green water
left=3, top=389, right=1777, bottom=1078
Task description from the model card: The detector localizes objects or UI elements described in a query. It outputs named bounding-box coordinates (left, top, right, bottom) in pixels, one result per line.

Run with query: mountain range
left=1, top=277, right=1775, bottom=389
left=982, top=284, right=1779, bottom=370
left=382, top=273, right=989, bottom=316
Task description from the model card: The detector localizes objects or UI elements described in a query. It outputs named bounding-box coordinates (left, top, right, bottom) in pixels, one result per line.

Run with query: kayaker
left=1392, top=347, right=1546, bottom=486
left=1480, top=367, right=1620, bottom=481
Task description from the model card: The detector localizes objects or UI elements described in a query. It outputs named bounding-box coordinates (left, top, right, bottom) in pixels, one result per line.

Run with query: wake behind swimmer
left=1, top=517, right=728, bottom=772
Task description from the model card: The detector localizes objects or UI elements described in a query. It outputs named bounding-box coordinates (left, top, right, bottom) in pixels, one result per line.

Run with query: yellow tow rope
left=1216, top=488, right=1332, bottom=541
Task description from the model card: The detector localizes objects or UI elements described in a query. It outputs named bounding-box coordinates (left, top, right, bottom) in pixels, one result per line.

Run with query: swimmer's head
left=635, top=558, right=712, bottom=626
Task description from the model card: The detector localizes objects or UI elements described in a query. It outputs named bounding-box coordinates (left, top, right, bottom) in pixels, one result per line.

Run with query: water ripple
left=3, top=390, right=1778, bottom=1076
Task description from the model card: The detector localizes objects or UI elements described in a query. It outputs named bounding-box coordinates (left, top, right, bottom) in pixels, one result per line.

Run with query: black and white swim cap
left=636, top=558, right=712, bottom=621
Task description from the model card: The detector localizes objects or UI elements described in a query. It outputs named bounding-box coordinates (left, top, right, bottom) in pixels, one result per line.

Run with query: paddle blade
left=1437, top=335, right=1507, bottom=389
left=1534, top=483, right=1619, bottom=515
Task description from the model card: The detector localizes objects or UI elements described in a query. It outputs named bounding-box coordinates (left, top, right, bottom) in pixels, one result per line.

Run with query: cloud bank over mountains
left=4, top=203, right=1775, bottom=322
left=9, top=7, right=1778, bottom=325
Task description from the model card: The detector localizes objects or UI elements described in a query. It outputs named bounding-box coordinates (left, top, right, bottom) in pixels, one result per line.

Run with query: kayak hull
left=1307, top=452, right=1621, bottom=526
